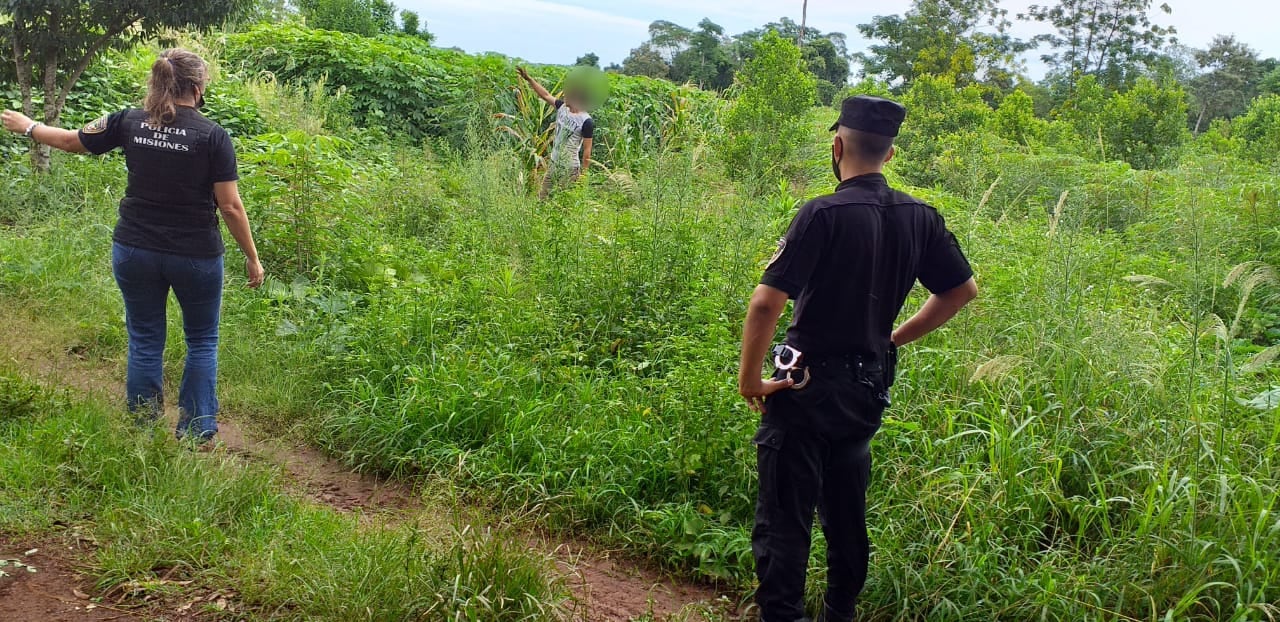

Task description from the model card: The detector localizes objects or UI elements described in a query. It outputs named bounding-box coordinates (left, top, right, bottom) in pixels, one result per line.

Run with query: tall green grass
left=0, top=370, right=564, bottom=620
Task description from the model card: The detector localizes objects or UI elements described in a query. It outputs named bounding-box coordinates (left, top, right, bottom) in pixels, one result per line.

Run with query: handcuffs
left=771, top=344, right=811, bottom=390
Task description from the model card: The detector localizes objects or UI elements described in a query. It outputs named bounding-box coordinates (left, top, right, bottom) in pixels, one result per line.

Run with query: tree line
left=3, top=0, right=1278, bottom=174
left=611, top=0, right=1279, bottom=130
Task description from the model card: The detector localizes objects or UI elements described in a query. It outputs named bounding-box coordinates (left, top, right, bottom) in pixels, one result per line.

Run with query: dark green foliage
left=1261, top=66, right=1280, bottom=97
left=0, top=0, right=255, bottom=170
left=670, top=18, right=735, bottom=91
left=1189, top=35, right=1264, bottom=131
left=226, top=25, right=455, bottom=141
left=399, top=9, right=419, bottom=35
left=295, top=0, right=397, bottom=36
left=1234, top=95, right=1280, bottom=166
left=734, top=18, right=853, bottom=89
left=575, top=52, right=600, bottom=68
left=621, top=16, right=851, bottom=95
left=620, top=43, right=669, bottom=79
left=226, top=24, right=715, bottom=164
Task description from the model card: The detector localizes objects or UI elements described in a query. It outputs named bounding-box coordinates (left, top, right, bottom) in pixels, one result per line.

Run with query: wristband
left=23, top=122, right=40, bottom=139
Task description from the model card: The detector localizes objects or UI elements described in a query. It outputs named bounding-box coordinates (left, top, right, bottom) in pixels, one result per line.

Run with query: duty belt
left=771, top=344, right=894, bottom=407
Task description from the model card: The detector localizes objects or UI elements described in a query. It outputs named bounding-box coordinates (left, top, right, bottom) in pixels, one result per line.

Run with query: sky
left=400, top=0, right=1280, bottom=78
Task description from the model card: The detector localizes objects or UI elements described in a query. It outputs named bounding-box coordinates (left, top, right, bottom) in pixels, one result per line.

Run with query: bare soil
left=0, top=534, right=235, bottom=622
left=0, top=537, right=124, bottom=622
left=0, top=306, right=736, bottom=621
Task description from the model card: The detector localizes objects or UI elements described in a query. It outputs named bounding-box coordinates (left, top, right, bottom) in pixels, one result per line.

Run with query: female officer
left=2, top=48, right=264, bottom=445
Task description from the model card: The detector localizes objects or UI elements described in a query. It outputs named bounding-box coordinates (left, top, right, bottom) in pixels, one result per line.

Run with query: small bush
left=721, top=32, right=817, bottom=185
left=1234, top=94, right=1280, bottom=166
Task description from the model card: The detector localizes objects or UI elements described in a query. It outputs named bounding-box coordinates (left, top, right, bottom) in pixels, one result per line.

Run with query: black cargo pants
left=752, top=358, right=887, bottom=622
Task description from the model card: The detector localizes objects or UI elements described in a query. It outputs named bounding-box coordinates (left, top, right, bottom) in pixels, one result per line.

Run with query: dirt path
left=1, top=538, right=125, bottom=622
left=0, top=309, right=735, bottom=621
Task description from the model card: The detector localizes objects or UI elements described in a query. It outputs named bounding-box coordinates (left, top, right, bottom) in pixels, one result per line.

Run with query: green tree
left=670, top=18, right=734, bottom=90
left=992, top=88, right=1047, bottom=146
left=1020, top=0, right=1176, bottom=90
left=722, top=31, right=816, bottom=184
left=1262, top=66, right=1280, bottom=98
left=855, top=0, right=1030, bottom=91
left=1055, top=75, right=1186, bottom=168
left=575, top=53, right=600, bottom=68
left=1189, top=35, right=1263, bottom=132
left=734, top=19, right=852, bottom=103
left=397, top=9, right=432, bottom=42
left=296, top=0, right=397, bottom=36
left=1234, top=94, right=1280, bottom=165
left=238, top=0, right=292, bottom=23
left=0, top=0, right=253, bottom=171
left=620, top=20, right=693, bottom=81
left=620, top=43, right=670, bottom=79
left=1100, top=77, right=1187, bottom=169
left=647, top=20, right=692, bottom=60
left=896, top=73, right=993, bottom=182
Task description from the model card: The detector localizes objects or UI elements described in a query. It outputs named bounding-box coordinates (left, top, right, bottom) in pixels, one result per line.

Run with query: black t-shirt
left=78, top=107, right=239, bottom=258
left=761, top=173, right=973, bottom=357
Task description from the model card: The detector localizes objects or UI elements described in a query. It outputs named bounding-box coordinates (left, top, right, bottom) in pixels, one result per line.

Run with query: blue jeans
left=112, top=242, right=224, bottom=440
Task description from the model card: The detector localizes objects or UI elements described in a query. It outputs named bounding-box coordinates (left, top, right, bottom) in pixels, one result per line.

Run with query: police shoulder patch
left=767, top=236, right=787, bottom=267
left=81, top=115, right=110, bottom=135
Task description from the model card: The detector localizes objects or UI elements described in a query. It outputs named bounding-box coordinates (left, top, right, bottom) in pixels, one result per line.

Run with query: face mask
left=196, top=90, right=206, bottom=110
left=831, top=137, right=843, bottom=182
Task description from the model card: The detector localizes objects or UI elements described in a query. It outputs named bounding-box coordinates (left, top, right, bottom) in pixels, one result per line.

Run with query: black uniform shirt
left=761, top=173, right=972, bottom=358
left=78, top=107, right=239, bottom=258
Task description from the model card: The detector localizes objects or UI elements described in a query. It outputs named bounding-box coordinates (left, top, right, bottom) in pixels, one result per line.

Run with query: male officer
left=737, top=95, right=978, bottom=622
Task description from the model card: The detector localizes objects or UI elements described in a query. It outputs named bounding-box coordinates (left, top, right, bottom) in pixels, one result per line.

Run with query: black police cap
left=828, top=95, right=907, bottom=137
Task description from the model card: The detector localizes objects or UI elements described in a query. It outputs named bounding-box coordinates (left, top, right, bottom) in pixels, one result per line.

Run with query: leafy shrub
left=1234, top=94, right=1280, bottom=166
left=226, top=24, right=456, bottom=141
left=721, top=32, right=816, bottom=184
left=238, top=131, right=356, bottom=275
left=836, top=77, right=894, bottom=104
left=1055, top=76, right=1189, bottom=170
left=1099, top=78, right=1188, bottom=170
left=295, top=0, right=396, bottom=36
left=991, top=88, right=1047, bottom=147
left=896, top=73, right=992, bottom=184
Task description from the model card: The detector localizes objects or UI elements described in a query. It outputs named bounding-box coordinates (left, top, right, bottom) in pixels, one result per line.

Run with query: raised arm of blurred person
left=516, top=67, right=557, bottom=106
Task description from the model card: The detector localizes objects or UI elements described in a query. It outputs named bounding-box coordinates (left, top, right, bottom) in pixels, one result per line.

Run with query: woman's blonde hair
left=143, top=48, right=209, bottom=126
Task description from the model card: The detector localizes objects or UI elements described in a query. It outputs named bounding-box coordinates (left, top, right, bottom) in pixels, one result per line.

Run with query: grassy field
left=0, top=369, right=563, bottom=620
left=3, top=25, right=1280, bottom=622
